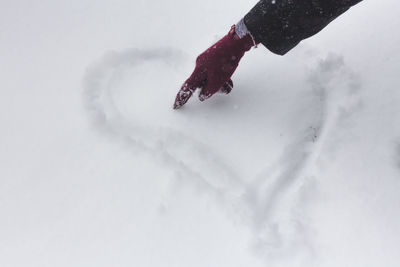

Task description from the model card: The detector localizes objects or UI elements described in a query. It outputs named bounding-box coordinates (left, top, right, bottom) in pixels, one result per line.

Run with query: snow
left=1, top=0, right=400, bottom=266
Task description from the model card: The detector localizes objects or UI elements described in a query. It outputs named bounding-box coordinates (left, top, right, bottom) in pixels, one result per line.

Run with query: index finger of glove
left=173, top=67, right=207, bottom=109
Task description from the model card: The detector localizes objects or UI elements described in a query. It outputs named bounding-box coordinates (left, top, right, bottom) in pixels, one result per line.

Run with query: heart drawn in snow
left=82, top=47, right=359, bottom=259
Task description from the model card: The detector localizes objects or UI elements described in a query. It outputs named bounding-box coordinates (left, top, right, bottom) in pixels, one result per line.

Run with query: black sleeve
left=244, top=0, right=363, bottom=55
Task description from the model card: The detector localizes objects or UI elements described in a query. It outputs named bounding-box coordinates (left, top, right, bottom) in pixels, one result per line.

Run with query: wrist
left=234, top=19, right=259, bottom=48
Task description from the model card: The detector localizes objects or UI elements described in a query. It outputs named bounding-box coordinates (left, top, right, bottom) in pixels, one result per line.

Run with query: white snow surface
left=1, top=0, right=400, bottom=266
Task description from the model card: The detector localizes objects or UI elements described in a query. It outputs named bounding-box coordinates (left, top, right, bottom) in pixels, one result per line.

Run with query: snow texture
left=1, top=0, right=400, bottom=267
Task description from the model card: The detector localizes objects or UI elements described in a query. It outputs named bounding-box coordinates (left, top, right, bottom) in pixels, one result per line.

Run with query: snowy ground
left=1, top=0, right=400, bottom=266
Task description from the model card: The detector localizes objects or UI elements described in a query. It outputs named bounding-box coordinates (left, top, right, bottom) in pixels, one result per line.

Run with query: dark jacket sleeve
left=244, top=0, right=363, bottom=55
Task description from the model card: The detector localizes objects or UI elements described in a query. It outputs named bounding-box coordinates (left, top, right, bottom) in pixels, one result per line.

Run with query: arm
left=173, top=0, right=363, bottom=109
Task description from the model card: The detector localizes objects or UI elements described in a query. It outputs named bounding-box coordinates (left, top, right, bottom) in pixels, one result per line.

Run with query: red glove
left=173, top=25, right=256, bottom=109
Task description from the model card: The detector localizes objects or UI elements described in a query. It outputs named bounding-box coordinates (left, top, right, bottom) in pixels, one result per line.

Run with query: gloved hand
left=173, top=25, right=256, bottom=109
